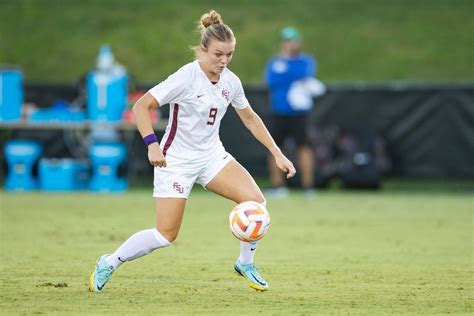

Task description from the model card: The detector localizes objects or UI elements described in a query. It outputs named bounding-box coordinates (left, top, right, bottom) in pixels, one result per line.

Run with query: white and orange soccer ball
left=228, top=201, right=271, bottom=242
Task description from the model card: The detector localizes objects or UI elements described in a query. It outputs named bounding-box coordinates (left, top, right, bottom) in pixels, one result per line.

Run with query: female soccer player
left=89, top=10, right=296, bottom=292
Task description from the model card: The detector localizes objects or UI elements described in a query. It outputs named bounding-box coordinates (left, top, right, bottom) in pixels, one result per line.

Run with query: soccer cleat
left=234, top=260, right=268, bottom=291
left=89, top=254, right=115, bottom=292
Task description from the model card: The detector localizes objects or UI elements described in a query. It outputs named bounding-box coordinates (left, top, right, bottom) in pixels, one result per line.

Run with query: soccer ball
left=228, top=201, right=271, bottom=242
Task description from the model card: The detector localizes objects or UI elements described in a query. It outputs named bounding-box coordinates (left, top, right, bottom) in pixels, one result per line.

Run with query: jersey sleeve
left=148, top=66, right=189, bottom=106
left=230, top=76, right=250, bottom=109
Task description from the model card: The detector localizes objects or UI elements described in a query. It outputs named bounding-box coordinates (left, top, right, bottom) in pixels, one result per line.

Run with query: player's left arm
left=235, top=106, right=296, bottom=178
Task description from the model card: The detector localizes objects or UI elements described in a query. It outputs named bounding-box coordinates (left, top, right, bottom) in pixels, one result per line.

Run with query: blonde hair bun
left=199, top=10, right=223, bottom=31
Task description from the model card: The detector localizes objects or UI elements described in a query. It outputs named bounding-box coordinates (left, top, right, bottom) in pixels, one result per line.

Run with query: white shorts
left=153, top=148, right=234, bottom=199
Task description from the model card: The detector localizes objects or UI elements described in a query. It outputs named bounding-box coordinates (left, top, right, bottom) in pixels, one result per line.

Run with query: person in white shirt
left=89, top=10, right=296, bottom=292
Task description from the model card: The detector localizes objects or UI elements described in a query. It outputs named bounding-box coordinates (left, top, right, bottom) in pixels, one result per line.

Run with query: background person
left=264, top=26, right=326, bottom=198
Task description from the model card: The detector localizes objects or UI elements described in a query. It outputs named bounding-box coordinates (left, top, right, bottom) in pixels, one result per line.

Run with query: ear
left=200, top=44, right=207, bottom=53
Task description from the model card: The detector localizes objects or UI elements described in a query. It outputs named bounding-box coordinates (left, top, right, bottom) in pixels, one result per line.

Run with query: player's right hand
left=148, top=143, right=167, bottom=167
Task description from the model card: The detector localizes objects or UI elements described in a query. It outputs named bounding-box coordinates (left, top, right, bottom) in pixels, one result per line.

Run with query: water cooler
left=86, top=45, right=128, bottom=121
left=89, top=143, right=128, bottom=192
left=0, top=69, right=23, bottom=121
left=4, top=140, right=42, bottom=191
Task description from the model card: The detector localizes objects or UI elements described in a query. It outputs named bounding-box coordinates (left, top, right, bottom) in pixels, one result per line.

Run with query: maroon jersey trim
left=162, top=103, right=179, bottom=156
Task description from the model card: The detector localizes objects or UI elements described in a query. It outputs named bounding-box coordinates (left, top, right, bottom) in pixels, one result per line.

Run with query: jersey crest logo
left=173, top=182, right=184, bottom=194
left=222, top=88, right=230, bottom=102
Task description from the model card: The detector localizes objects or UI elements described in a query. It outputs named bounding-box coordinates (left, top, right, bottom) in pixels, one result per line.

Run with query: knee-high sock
left=105, top=228, right=171, bottom=269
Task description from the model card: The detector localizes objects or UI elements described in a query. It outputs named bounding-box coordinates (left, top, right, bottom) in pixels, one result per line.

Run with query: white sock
left=238, top=200, right=266, bottom=265
left=238, top=240, right=259, bottom=265
left=105, top=228, right=171, bottom=269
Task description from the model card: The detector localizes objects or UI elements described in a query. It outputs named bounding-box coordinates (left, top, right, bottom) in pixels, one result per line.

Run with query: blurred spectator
left=264, top=26, right=326, bottom=198
left=309, top=125, right=391, bottom=188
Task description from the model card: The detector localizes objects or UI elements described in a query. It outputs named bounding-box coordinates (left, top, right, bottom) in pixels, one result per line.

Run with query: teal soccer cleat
left=234, top=260, right=269, bottom=291
left=89, top=254, right=115, bottom=292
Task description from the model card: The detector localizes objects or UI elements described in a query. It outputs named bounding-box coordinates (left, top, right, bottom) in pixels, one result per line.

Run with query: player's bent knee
left=163, top=232, right=178, bottom=243
left=155, top=227, right=178, bottom=243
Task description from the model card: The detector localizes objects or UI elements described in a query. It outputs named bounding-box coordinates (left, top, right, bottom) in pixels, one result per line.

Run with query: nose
left=220, top=55, right=229, bottom=65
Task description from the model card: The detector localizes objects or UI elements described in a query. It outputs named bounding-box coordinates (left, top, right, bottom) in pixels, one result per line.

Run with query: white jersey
left=149, top=60, right=249, bottom=162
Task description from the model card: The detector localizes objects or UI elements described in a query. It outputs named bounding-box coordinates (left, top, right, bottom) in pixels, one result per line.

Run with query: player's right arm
left=132, top=93, right=167, bottom=167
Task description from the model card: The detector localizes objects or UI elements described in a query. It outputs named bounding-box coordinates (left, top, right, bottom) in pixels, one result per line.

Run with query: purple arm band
left=144, top=133, right=158, bottom=146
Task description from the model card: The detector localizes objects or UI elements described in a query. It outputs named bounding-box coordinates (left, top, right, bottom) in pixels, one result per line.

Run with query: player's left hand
left=274, top=153, right=296, bottom=178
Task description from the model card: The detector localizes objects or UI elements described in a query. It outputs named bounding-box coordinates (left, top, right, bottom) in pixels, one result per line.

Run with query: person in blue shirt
left=264, top=26, right=325, bottom=198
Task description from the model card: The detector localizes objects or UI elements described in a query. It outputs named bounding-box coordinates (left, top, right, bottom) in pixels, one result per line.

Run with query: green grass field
left=1, top=0, right=473, bottom=83
left=0, top=186, right=472, bottom=314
